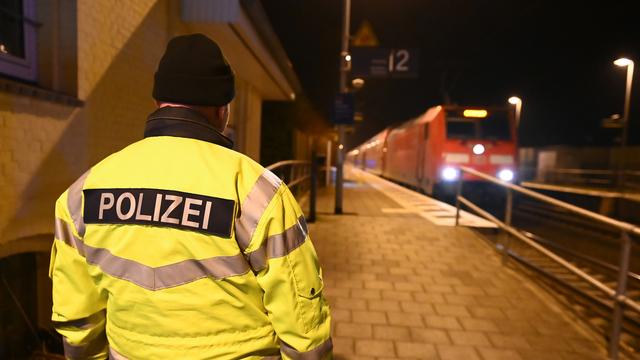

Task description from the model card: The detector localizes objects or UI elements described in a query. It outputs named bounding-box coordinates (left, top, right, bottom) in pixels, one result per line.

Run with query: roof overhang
left=181, top=0, right=301, bottom=101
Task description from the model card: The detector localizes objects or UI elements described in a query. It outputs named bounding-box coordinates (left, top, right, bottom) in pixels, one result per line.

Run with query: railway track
left=514, top=199, right=620, bottom=242
left=472, top=200, right=640, bottom=358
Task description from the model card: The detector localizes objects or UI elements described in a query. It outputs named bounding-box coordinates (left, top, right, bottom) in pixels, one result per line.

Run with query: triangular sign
left=352, top=20, right=379, bottom=47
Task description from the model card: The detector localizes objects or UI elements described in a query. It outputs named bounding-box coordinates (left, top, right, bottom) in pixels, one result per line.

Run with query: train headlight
left=472, top=144, right=485, bottom=155
left=441, top=167, right=459, bottom=182
left=498, top=169, right=515, bottom=182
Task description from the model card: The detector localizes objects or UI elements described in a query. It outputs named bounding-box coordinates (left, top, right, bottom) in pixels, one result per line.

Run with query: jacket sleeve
left=244, top=183, right=332, bottom=360
left=50, top=190, right=109, bottom=360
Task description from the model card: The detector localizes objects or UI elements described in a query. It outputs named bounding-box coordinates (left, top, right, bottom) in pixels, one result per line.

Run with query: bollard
left=309, top=151, right=318, bottom=223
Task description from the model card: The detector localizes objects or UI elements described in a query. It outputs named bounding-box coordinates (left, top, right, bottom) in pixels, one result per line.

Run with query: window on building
left=0, top=0, right=38, bottom=81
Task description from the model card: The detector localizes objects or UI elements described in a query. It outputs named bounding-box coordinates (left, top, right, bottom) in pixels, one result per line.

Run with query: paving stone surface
left=307, top=168, right=608, bottom=359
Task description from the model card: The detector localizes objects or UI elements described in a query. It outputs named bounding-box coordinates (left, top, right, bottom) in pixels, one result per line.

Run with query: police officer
left=49, top=34, right=332, bottom=359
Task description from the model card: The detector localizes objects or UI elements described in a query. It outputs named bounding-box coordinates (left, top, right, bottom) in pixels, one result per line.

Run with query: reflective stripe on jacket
left=49, top=107, right=332, bottom=360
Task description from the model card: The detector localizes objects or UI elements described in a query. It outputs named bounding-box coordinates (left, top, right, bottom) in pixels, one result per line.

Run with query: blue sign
left=352, top=48, right=420, bottom=78
left=332, top=93, right=355, bottom=125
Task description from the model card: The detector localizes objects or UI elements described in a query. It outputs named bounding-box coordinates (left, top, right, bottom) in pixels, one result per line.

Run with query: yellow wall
left=231, top=79, right=263, bottom=161
left=0, top=0, right=270, bottom=252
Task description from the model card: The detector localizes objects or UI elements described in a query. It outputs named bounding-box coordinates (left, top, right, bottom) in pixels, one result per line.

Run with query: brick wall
left=0, top=0, right=166, bottom=251
left=0, top=1, right=292, bottom=345
left=0, top=0, right=265, bottom=252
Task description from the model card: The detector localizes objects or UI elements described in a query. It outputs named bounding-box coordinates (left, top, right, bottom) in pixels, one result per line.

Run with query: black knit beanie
left=153, top=34, right=235, bottom=106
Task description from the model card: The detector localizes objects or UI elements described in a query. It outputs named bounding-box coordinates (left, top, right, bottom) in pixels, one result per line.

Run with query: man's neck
left=157, top=102, right=221, bottom=131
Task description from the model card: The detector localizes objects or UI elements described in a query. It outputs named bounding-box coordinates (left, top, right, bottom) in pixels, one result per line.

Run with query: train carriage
left=348, top=105, right=517, bottom=195
left=356, top=128, right=390, bottom=175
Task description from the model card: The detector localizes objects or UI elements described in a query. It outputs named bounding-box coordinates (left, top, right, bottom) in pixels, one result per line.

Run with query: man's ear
left=218, top=104, right=229, bottom=121
left=217, top=105, right=226, bottom=121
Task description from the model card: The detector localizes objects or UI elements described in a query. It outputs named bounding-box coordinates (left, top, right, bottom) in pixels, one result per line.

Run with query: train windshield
left=480, top=115, right=511, bottom=140
left=446, top=120, right=476, bottom=139
left=446, top=110, right=511, bottom=140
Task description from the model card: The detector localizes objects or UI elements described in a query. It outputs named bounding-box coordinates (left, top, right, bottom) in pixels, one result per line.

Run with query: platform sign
left=352, top=48, right=419, bottom=78
left=332, top=93, right=355, bottom=125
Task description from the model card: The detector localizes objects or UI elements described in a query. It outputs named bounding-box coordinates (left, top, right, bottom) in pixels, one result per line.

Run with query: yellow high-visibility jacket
left=49, top=107, right=332, bottom=360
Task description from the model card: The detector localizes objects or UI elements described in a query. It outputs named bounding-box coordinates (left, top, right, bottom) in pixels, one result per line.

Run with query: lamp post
left=335, top=0, right=351, bottom=214
left=613, top=58, right=634, bottom=190
left=508, top=96, right=522, bottom=128
left=508, top=96, right=524, bottom=179
left=614, top=58, right=634, bottom=163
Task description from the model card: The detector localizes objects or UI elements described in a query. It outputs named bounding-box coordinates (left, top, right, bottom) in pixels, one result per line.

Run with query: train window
left=446, top=118, right=477, bottom=139
left=446, top=113, right=511, bottom=140
left=480, top=114, right=511, bottom=140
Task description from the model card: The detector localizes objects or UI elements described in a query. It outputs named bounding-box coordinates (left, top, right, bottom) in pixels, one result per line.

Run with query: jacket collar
left=144, top=106, right=234, bottom=149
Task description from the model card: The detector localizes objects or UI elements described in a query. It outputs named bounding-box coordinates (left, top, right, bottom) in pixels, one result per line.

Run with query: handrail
left=266, top=159, right=317, bottom=223
left=456, top=166, right=639, bottom=359
left=266, top=160, right=310, bottom=189
left=542, top=168, right=640, bottom=176
left=457, top=197, right=621, bottom=301
left=460, top=166, right=640, bottom=238
left=520, top=181, right=640, bottom=204
left=538, top=168, right=640, bottom=191
left=266, top=160, right=310, bottom=171
left=544, top=168, right=615, bottom=175
left=522, top=231, right=640, bottom=284
left=287, top=175, right=310, bottom=189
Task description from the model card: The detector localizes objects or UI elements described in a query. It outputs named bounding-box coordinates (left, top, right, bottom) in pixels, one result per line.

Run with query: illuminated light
left=508, top=96, right=521, bottom=105
left=472, top=144, right=485, bottom=155
left=463, top=109, right=488, bottom=118
left=339, top=144, right=344, bottom=150
left=498, top=169, right=515, bottom=182
left=352, top=78, right=365, bottom=89
left=382, top=148, right=388, bottom=152
left=345, top=54, right=352, bottom=62
left=0, top=44, right=7, bottom=53
left=290, top=93, right=296, bottom=100
left=614, top=57, right=633, bottom=67
left=441, top=167, right=459, bottom=182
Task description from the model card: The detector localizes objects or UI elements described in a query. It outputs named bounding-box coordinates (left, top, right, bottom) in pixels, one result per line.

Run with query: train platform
left=306, top=167, right=609, bottom=360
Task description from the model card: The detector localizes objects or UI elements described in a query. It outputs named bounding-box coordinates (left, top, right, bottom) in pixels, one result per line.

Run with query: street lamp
left=351, top=77, right=365, bottom=89
left=613, top=57, right=634, bottom=192
left=335, top=0, right=351, bottom=215
left=508, top=96, right=522, bottom=128
left=613, top=57, right=634, bottom=149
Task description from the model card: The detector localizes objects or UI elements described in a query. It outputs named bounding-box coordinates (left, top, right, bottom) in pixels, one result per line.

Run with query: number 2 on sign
left=388, top=49, right=410, bottom=72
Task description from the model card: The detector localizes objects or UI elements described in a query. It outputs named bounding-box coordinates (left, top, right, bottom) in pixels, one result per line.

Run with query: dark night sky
left=262, top=0, right=639, bottom=149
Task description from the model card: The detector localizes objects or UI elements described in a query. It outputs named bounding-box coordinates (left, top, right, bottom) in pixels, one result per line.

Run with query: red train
left=347, top=105, right=517, bottom=195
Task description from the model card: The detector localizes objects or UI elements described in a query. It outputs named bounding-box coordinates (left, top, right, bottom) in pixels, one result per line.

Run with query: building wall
left=0, top=0, right=164, bottom=252
left=231, top=79, right=263, bottom=161
left=0, top=0, right=271, bottom=254
left=0, top=1, right=295, bottom=348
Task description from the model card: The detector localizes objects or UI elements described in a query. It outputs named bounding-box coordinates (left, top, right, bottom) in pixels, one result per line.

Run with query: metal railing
left=267, top=160, right=311, bottom=188
left=454, top=166, right=640, bottom=359
left=539, top=168, right=640, bottom=191
left=266, top=159, right=318, bottom=222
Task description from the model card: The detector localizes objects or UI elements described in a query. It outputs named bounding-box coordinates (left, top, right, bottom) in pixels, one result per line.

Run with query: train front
left=438, top=106, right=517, bottom=187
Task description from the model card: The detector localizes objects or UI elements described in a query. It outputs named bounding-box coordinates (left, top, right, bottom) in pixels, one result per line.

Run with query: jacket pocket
left=288, top=242, right=327, bottom=333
